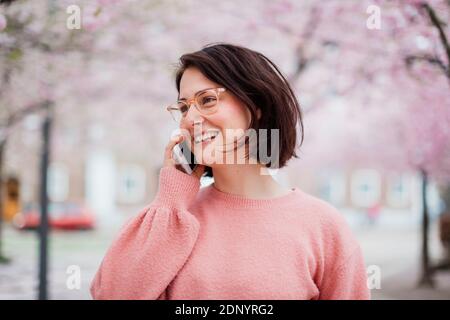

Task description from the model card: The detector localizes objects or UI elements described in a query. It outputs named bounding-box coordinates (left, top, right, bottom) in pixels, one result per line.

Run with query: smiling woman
left=90, top=43, right=370, bottom=300
left=174, top=44, right=303, bottom=177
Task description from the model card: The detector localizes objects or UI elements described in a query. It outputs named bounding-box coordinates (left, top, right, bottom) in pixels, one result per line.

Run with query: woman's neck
left=211, top=163, right=291, bottom=199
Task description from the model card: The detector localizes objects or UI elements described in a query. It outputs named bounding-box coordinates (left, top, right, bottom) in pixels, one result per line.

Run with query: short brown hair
left=174, top=43, right=304, bottom=177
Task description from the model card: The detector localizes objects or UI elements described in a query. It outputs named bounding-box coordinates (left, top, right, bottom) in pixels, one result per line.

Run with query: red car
left=13, top=202, right=96, bottom=230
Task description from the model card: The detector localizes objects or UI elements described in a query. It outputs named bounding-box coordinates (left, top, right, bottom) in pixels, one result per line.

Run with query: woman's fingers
left=163, top=134, right=205, bottom=179
left=163, top=135, right=184, bottom=167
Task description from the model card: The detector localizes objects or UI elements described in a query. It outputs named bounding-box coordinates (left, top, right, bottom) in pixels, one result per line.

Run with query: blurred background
left=0, top=0, right=449, bottom=300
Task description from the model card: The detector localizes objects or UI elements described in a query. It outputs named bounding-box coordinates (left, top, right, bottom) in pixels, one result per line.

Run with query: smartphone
left=173, top=138, right=198, bottom=175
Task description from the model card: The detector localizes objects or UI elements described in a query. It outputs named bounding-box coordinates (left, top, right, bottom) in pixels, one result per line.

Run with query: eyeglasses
left=166, top=87, right=226, bottom=123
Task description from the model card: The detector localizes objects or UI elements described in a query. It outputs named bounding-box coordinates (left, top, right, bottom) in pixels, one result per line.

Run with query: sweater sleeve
left=311, top=200, right=371, bottom=300
left=90, top=166, right=201, bottom=300
left=318, top=245, right=371, bottom=300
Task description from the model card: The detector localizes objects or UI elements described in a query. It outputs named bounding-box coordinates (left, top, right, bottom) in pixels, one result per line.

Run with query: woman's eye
left=201, top=96, right=217, bottom=107
left=179, top=104, right=188, bottom=114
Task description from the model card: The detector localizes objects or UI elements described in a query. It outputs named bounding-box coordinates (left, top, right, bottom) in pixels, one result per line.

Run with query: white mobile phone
left=173, top=139, right=198, bottom=175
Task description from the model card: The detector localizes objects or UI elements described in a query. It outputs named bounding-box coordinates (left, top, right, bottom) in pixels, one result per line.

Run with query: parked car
left=13, top=202, right=95, bottom=230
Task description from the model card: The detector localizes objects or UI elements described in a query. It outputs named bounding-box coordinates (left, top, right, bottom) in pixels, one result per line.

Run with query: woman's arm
left=308, top=199, right=371, bottom=300
left=318, top=245, right=371, bottom=300
left=90, top=166, right=201, bottom=300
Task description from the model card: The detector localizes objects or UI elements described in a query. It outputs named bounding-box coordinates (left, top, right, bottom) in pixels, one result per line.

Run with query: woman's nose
left=183, top=104, right=204, bottom=127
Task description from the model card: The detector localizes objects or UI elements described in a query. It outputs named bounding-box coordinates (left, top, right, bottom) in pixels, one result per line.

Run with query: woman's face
left=178, top=67, right=252, bottom=166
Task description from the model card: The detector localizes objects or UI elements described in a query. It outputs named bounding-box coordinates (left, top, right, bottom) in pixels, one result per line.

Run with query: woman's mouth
left=194, top=129, right=220, bottom=145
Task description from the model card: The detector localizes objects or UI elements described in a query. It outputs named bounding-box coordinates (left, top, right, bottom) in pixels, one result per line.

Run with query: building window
left=351, top=169, right=381, bottom=208
left=318, top=171, right=346, bottom=207
left=118, top=164, right=146, bottom=204
left=48, top=163, right=69, bottom=202
left=386, top=173, right=411, bottom=208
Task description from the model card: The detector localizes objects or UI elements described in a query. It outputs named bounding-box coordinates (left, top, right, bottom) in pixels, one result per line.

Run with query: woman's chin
left=195, top=153, right=216, bottom=166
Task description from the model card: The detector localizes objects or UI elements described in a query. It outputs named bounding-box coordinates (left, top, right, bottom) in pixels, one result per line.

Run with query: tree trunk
left=0, top=139, right=10, bottom=264
left=38, top=106, right=52, bottom=300
left=418, top=168, right=434, bottom=287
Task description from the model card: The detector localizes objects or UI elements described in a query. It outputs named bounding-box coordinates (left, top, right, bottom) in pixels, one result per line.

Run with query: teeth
left=194, top=130, right=219, bottom=144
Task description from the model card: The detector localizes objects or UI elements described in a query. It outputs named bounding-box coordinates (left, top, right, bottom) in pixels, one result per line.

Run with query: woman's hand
left=163, top=134, right=206, bottom=180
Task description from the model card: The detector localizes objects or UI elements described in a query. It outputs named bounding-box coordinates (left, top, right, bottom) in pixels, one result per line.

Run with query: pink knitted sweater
left=90, top=166, right=370, bottom=300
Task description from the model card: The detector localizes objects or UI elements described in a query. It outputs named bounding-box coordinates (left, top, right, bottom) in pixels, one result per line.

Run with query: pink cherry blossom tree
left=1, top=0, right=449, bottom=294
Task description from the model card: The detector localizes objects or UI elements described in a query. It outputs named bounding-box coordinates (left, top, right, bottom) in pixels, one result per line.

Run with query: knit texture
left=90, top=166, right=371, bottom=300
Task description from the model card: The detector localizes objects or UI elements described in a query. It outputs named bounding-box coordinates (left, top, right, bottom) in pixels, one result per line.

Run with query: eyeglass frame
left=166, top=87, right=226, bottom=123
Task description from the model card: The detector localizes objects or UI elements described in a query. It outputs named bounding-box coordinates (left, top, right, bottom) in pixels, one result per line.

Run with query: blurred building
left=284, top=166, right=443, bottom=225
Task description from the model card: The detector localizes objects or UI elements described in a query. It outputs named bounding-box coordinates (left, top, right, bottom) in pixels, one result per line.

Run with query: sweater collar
left=201, top=182, right=302, bottom=210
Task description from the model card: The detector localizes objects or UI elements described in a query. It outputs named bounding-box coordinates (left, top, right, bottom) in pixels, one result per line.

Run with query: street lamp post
left=37, top=0, right=57, bottom=300
left=38, top=101, right=53, bottom=300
